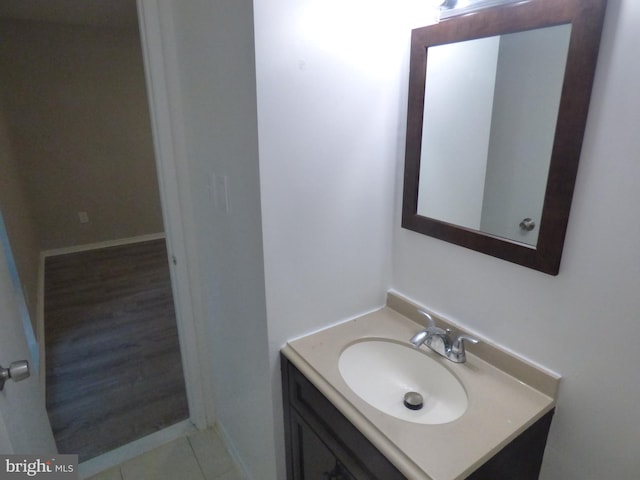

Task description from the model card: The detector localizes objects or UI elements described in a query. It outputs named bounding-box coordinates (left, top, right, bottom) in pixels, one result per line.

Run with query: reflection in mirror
left=418, top=24, right=572, bottom=246
left=401, top=0, right=608, bottom=275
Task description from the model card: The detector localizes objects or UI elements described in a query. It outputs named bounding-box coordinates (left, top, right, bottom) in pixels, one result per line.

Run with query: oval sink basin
left=338, top=340, right=468, bottom=424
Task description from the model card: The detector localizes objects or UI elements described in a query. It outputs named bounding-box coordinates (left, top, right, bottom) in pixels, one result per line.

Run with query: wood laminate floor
left=44, top=239, right=189, bottom=462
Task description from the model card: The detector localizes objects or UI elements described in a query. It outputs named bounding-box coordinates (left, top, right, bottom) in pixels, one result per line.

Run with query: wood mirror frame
left=402, top=0, right=607, bottom=275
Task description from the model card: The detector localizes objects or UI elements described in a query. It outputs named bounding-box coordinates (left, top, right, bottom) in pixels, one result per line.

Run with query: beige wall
left=0, top=19, right=163, bottom=250
left=0, top=98, right=40, bottom=325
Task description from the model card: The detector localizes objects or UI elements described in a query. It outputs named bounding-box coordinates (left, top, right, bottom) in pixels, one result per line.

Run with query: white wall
left=154, top=1, right=274, bottom=479
left=253, top=1, right=432, bottom=477
left=392, top=1, right=640, bottom=478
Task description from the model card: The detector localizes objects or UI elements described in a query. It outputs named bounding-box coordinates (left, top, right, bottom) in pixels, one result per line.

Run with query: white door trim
left=136, top=0, right=213, bottom=429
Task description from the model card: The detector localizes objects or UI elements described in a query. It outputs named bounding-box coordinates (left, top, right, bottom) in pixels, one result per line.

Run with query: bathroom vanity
left=281, top=293, right=559, bottom=479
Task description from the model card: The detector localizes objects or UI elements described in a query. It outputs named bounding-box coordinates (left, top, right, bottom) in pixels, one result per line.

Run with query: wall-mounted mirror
left=402, top=0, right=607, bottom=275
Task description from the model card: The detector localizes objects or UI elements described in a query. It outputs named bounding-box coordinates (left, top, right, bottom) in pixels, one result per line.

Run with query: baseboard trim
left=214, top=422, right=254, bottom=480
left=41, top=232, right=166, bottom=258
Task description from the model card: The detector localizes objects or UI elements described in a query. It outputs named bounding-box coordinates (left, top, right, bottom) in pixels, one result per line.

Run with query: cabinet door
left=282, top=356, right=405, bottom=480
left=291, top=410, right=356, bottom=480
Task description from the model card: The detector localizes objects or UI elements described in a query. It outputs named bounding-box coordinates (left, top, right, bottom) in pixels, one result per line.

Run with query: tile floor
left=86, top=429, right=245, bottom=480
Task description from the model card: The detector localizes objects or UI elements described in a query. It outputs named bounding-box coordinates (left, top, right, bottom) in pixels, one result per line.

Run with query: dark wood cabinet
left=282, top=353, right=554, bottom=480
left=282, top=354, right=405, bottom=480
left=290, top=410, right=356, bottom=480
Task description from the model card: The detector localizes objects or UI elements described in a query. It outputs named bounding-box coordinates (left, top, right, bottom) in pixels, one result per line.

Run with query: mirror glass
left=418, top=24, right=571, bottom=246
left=401, top=0, right=607, bottom=275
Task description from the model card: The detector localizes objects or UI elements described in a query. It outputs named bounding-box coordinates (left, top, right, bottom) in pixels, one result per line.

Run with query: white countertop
left=282, top=296, right=558, bottom=480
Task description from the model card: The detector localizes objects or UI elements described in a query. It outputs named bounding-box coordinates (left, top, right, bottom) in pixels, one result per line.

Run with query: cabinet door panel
left=291, top=410, right=356, bottom=480
left=283, top=358, right=405, bottom=479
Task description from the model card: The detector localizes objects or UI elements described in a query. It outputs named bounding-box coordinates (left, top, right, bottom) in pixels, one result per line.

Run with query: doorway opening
left=43, top=238, right=189, bottom=460
left=0, top=0, right=199, bottom=462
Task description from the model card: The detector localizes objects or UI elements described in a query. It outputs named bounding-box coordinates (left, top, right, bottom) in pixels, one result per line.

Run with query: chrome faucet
left=409, top=310, right=479, bottom=363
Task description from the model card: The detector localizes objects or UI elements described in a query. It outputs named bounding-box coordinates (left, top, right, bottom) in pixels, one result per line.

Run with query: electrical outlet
left=78, top=211, right=89, bottom=224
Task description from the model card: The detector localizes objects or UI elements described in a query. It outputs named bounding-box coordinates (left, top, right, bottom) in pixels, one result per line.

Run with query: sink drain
left=403, top=391, right=424, bottom=410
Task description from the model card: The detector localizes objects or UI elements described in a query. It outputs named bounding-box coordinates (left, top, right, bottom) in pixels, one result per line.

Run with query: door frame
left=136, top=0, right=212, bottom=429
left=0, top=0, right=211, bottom=457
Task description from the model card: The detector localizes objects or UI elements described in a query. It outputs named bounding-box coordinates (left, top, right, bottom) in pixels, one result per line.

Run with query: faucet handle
left=418, top=310, right=436, bottom=328
left=454, top=334, right=479, bottom=348
left=450, top=335, right=479, bottom=363
left=452, top=335, right=479, bottom=352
